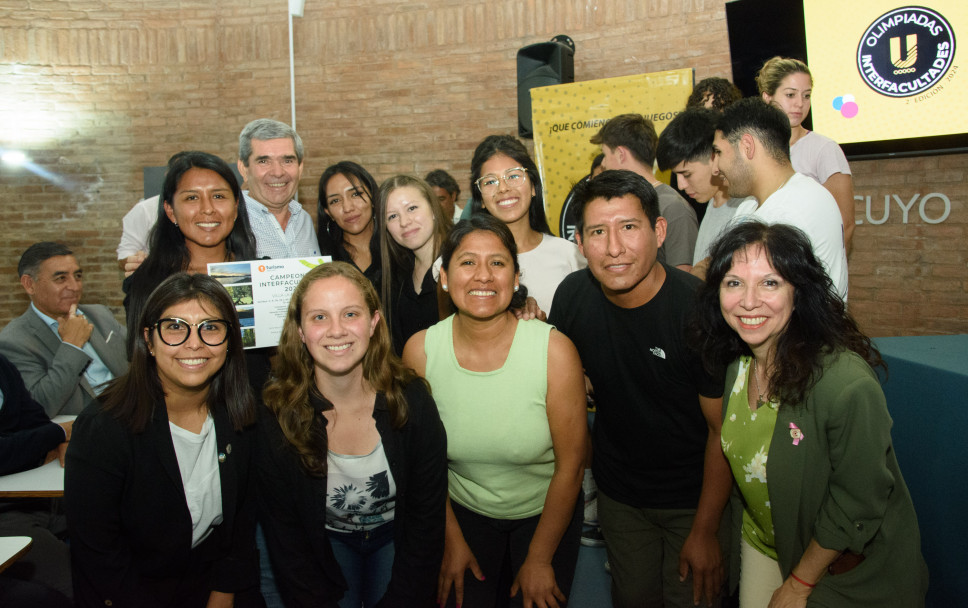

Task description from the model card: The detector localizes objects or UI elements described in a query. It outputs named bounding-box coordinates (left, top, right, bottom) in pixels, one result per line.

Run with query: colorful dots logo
left=833, top=95, right=859, bottom=118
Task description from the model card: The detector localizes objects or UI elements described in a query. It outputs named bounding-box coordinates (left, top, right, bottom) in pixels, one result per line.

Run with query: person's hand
left=122, top=250, right=147, bottom=277
left=57, top=305, right=93, bottom=348
left=205, top=590, right=235, bottom=608
left=58, top=420, right=73, bottom=442
left=437, top=534, right=484, bottom=608
left=510, top=557, right=565, bottom=608
left=678, top=529, right=723, bottom=606
left=768, top=577, right=812, bottom=608
left=44, top=442, right=68, bottom=467
left=512, top=296, right=547, bottom=322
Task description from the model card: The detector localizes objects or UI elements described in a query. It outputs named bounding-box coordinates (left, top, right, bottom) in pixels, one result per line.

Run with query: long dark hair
left=125, top=151, right=256, bottom=357
left=469, top=135, right=551, bottom=235
left=440, top=215, right=529, bottom=311
left=376, top=175, right=452, bottom=332
left=263, top=262, right=423, bottom=476
left=102, top=273, right=255, bottom=433
left=315, top=161, right=381, bottom=267
left=694, top=221, right=882, bottom=405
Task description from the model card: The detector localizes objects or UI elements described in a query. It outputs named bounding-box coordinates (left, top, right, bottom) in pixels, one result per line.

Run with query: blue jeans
left=328, top=521, right=395, bottom=608
left=256, top=524, right=283, bottom=607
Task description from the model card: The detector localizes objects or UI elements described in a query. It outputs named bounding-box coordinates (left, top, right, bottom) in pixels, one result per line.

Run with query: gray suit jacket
left=0, top=304, right=128, bottom=417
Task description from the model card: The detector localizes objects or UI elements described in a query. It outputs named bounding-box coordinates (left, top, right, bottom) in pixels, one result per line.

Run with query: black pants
left=446, top=493, right=582, bottom=608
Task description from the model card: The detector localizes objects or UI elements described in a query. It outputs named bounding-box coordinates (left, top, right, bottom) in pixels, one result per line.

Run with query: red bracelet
left=790, top=572, right=816, bottom=588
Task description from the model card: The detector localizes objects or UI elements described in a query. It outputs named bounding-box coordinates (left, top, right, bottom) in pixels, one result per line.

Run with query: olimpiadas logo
left=856, top=6, right=956, bottom=97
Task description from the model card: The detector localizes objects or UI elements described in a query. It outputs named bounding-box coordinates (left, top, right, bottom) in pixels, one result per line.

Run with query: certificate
left=208, top=257, right=330, bottom=348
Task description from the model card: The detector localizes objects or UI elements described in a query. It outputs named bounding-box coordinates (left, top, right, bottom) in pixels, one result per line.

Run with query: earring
left=513, top=285, right=519, bottom=292
left=441, top=284, right=448, bottom=292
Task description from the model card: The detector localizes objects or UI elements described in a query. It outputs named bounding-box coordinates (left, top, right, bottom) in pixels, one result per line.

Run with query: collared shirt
left=32, top=303, right=114, bottom=395
left=243, top=192, right=320, bottom=259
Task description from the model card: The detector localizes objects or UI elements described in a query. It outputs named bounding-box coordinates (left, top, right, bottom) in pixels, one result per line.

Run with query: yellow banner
left=805, top=1, right=966, bottom=143
left=530, top=69, right=693, bottom=239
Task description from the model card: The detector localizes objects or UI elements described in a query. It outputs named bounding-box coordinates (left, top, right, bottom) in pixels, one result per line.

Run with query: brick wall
left=0, top=0, right=964, bottom=336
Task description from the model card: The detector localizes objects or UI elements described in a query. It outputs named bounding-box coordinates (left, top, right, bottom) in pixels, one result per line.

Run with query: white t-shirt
left=326, top=440, right=397, bottom=532
left=169, top=415, right=224, bottom=548
left=117, top=196, right=160, bottom=259
left=791, top=131, right=851, bottom=185
left=518, top=234, right=587, bottom=315
left=733, top=173, right=848, bottom=299
left=693, top=197, right=750, bottom=264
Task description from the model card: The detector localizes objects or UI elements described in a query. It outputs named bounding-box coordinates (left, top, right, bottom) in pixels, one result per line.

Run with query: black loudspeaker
left=517, top=35, right=575, bottom=139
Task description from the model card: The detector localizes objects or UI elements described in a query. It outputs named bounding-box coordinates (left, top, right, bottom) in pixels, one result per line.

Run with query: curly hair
left=686, top=77, right=743, bottom=112
left=693, top=221, right=882, bottom=405
left=262, top=262, right=424, bottom=477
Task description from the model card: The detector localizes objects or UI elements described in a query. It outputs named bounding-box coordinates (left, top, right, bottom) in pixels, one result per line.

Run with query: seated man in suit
left=0, top=242, right=128, bottom=417
left=0, top=352, right=73, bottom=606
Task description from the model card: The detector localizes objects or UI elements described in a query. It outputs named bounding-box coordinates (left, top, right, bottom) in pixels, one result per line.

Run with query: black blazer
left=64, top=399, right=261, bottom=607
left=257, top=380, right=447, bottom=608
left=0, top=353, right=66, bottom=476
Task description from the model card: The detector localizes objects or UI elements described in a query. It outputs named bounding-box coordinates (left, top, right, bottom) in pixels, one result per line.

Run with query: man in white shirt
left=709, top=98, right=848, bottom=299
left=656, top=108, right=749, bottom=267
left=237, top=119, right=320, bottom=259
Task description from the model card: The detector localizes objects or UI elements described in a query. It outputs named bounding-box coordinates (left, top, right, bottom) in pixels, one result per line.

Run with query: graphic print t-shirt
left=325, top=440, right=397, bottom=532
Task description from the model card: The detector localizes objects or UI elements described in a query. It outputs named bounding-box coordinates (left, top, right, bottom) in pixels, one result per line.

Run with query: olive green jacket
left=723, top=349, right=927, bottom=606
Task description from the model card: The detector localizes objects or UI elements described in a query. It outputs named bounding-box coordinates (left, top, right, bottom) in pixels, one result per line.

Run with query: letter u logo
left=891, top=34, right=917, bottom=74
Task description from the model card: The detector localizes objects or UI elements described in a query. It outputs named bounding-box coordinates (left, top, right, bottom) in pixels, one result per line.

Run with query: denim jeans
left=328, top=520, right=395, bottom=608
left=256, top=523, right=283, bottom=607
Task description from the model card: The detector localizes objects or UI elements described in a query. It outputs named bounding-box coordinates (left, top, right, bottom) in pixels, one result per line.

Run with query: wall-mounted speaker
left=517, top=35, right=575, bottom=139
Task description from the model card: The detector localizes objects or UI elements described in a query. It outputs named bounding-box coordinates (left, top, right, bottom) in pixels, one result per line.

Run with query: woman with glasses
left=470, top=135, right=585, bottom=316
left=123, top=151, right=257, bottom=360
left=376, top=174, right=452, bottom=354
left=317, top=161, right=383, bottom=287
left=65, top=273, right=262, bottom=607
left=257, top=262, right=447, bottom=607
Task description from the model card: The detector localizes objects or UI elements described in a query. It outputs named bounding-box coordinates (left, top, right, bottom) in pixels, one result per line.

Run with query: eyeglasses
left=475, top=167, right=528, bottom=195
left=151, top=318, right=231, bottom=347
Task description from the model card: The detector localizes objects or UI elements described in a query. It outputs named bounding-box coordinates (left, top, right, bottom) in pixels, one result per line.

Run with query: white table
left=0, top=415, right=74, bottom=498
left=0, top=536, right=32, bottom=573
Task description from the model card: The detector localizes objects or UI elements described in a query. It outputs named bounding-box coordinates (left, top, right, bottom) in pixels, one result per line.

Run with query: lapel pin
left=218, top=453, right=227, bottom=463
left=789, top=423, right=803, bottom=446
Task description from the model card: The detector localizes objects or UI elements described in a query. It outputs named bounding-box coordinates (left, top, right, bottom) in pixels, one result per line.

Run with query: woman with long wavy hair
left=257, top=262, right=447, bottom=608
left=694, top=221, right=927, bottom=607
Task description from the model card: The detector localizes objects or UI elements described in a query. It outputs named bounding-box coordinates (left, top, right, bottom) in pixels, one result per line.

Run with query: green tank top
left=424, top=315, right=553, bottom=519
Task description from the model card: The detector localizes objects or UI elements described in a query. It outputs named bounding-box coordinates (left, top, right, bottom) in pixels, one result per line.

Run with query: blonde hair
left=756, top=56, right=812, bottom=97
left=262, top=261, right=424, bottom=476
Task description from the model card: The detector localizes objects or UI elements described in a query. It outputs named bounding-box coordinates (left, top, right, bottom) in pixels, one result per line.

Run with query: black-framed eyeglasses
left=475, top=167, right=528, bottom=194
left=151, top=318, right=231, bottom=347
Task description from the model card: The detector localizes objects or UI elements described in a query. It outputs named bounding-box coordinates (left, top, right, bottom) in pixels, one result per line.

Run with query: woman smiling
left=403, top=215, right=587, bottom=608
left=376, top=175, right=452, bottom=354
left=257, top=262, right=447, bottom=608
left=65, top=273, right=261, bottom=607
left=123, top=151, right=256, bottom=358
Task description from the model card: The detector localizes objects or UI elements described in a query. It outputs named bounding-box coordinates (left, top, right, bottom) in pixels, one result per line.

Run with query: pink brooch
left=789, top=423, right=803, bottom=446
